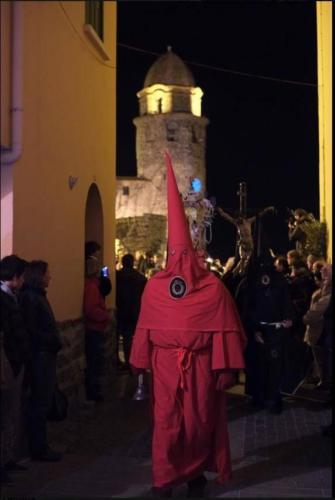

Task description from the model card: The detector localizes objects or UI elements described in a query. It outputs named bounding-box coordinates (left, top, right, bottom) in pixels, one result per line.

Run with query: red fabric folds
left=130, top=154, right=247, bottom=489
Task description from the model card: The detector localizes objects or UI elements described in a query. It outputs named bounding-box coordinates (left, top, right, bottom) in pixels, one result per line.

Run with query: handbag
left=47, top=384, right=68, bottom=422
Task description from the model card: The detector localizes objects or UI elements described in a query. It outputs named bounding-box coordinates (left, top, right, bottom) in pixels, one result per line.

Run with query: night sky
left=116, top=1, right=318, bottom=260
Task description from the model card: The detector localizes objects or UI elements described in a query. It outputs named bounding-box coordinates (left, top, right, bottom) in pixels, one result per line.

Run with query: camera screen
left=101, top=266, right=109, bottom=277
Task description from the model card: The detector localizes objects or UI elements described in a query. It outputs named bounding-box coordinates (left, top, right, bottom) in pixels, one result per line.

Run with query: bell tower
left=133, top=47, right=209, bottom=215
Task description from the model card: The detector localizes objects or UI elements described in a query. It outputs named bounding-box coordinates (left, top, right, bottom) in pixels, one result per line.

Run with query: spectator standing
left=287, top=260, right=315, bottom=341
left=303, top=264, right=332, bottom=389
left=137, top=251, right=155, bottom=277
left=311, top=258, right=327, bottom=274
left=0, top=255, right=30, bottom=484
left=303, top=263, right=325, bottom=383
left=83, top=258, right=109, bottom=401
left=20, top=260, right=62, bottom=461
left=318, top=291, right=332, bottom=436
left=306, top=254, right=319, bottom=272
left=287, top=208, right=315, bottom=253
left=85, top=241, right=112, bottom=299
left=286, top=249, right=303, bottom=268
left=274, top=255, right=290, bottom=279
left=116, top=254, right=146, bottom=370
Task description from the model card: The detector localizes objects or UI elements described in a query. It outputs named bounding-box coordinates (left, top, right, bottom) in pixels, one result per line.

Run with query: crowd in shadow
left=1, top=219, right=332, bottom=491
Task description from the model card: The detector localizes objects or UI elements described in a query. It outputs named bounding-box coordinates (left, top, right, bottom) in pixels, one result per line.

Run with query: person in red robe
left=130, top=153, right=247, bottom=498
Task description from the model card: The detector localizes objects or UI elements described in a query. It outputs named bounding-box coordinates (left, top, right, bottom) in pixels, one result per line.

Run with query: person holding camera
left=85, top=241, right=112, bottom=299
left=83, top=258, right=109, bottom=402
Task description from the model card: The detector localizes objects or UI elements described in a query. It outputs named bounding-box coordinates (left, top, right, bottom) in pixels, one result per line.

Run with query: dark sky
left=116, top=1, right=319, bottom=259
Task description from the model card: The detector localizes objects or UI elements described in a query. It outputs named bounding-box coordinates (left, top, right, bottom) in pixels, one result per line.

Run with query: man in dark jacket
left=116, top=254, right=147, bottom=369
left=19, top=260, right=62, bottom=462
left=0, top=255, right=31, bottom=485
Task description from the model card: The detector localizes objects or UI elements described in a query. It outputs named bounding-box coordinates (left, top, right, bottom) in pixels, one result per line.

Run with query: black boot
left=187, top=475, right=208, bottom=498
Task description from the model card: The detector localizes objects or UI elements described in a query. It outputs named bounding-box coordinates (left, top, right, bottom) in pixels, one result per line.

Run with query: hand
left=254, top=331, right=264, bottom=344
left=215, top=371, right=237, bottom=391
left=282, top=319, right=293, bottom=329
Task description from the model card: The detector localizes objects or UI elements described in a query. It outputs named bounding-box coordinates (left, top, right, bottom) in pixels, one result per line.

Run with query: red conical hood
left=134, top=151, right=247, bottom=347
left=165, top=151, right=193, bottom=250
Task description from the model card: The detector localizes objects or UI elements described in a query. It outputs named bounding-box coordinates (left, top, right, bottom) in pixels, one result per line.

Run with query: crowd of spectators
left=1, top=237, right=332, bottom=486
left=1, top=256, right=62, bottom=486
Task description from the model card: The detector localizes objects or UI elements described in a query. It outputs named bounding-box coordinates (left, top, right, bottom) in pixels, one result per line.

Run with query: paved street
left=1, top=374, right=332, bottom=499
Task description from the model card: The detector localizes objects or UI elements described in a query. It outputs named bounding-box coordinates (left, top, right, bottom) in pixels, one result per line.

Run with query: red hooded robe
left=130, top=153, right=247, bottom=489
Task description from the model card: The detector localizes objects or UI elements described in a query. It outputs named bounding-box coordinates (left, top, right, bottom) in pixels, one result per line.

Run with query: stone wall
left=56, top=309, right=117, bottom=411
left=116, top=214, right=167, bottom=256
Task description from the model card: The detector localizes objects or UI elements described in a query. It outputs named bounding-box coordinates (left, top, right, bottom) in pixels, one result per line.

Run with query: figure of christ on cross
left=217, top=182, right=275, bottom=254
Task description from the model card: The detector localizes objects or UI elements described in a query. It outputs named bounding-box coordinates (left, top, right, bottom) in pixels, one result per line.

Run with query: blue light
left=191, top=178, right=202, bottom=193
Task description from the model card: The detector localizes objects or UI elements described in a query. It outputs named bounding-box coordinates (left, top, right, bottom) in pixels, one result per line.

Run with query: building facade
left=115, top=47, right=209, bottom=256
left=316, top=1, right=332, bottom=262
left=1, top=0, right=117, bottom=317
left=1, top=1, right=117, bottom=398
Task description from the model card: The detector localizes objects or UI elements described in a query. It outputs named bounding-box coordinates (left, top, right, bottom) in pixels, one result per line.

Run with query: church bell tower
left=133, top=46, right=209, bottom=215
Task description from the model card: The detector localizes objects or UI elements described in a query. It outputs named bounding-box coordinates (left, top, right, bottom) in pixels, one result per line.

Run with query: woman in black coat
left=20, top=260, right=62, bottom=461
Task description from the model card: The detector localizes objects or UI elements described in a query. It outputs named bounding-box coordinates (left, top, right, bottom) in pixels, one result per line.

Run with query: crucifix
left=217, top=181, right=275, bottom=256
left=237, top=181, right=247, bottom=218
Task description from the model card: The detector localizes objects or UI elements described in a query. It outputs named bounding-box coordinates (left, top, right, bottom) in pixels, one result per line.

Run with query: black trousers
left=85, top=330, right=105, bottom=399
left=28, top=352, right=56, bottom=455
left=254, top=339, right=284, bottom=405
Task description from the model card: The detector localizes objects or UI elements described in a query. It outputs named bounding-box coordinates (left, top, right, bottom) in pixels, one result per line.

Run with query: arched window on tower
left=166, top=123, right=178, bottom=142
left=191, top=126, right=198, bottom=144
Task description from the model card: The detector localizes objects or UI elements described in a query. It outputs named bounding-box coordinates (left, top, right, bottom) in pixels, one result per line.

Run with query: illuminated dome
left=144, top=47, right=195, bottom=87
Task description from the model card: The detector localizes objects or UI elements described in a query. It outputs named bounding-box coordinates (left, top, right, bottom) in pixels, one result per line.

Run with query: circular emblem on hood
left=169, top=276, right=187, bottom=299
left=261, top=274, right=271, bottom=286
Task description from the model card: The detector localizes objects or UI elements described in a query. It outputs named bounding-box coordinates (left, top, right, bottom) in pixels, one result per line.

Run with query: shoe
left=31, top=447, right=63, bottom=462
left=4, top=460, right=28, bottom=472
left=0, top=468, right=14, bottom=486
left=187, top=475, right=208, bottom=498
left=151, top=486, right=173, bottom=497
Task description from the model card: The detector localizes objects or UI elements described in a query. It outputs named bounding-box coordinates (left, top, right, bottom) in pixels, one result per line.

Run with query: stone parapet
left=56, top=309, right=117, bottom=412
left=116, top=213, right=167, bottom=256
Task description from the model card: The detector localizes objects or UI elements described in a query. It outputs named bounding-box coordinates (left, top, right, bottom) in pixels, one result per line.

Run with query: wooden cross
left=237, top=181, right=247, bottom=217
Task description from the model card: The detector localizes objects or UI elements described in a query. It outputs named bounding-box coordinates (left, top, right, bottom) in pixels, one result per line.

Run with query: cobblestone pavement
left=1, top=374, right=332, bottom=499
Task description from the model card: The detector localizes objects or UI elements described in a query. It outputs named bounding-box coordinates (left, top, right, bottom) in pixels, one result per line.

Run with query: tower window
left=122, top=186, right=129, bottom=196
left=191, top=126, right=198, bottom=144
left=86, top=1, right=104, bottom=40
left=166, top=124, right=177, bottom=142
